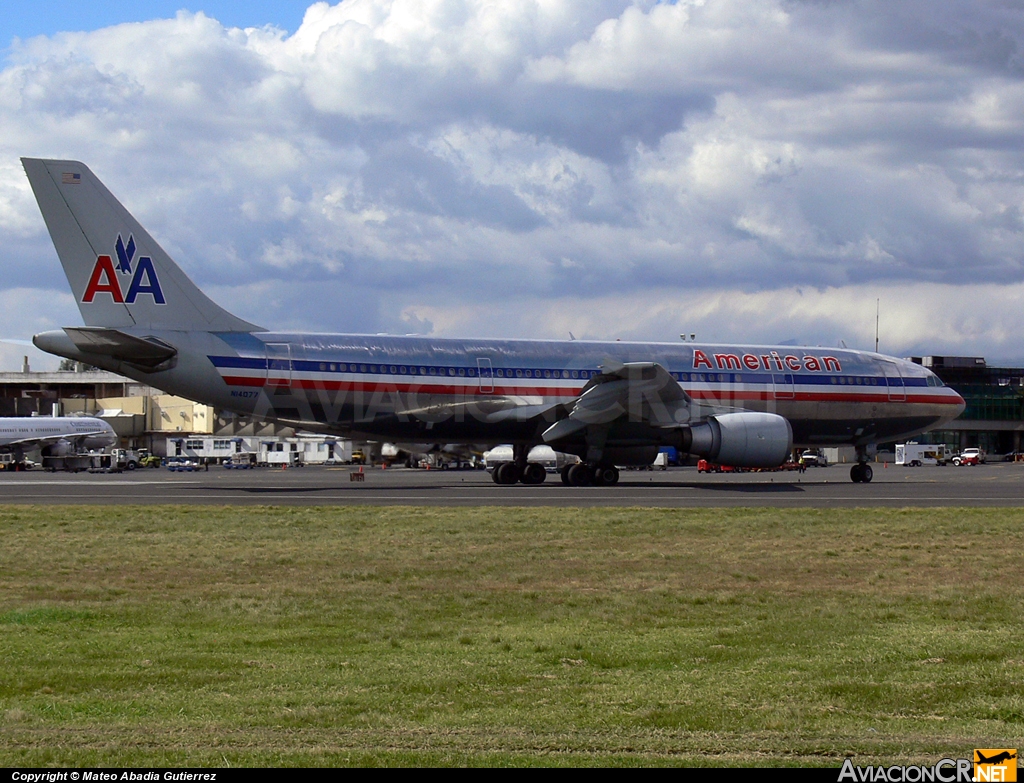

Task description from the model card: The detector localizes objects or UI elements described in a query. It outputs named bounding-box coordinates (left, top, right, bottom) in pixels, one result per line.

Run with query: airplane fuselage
left=0, top=416, right=117, bottom=454
left=35, top=328, right=964, bottom=449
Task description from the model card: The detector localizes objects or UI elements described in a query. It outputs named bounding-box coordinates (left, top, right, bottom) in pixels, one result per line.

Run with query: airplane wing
left=541, top=360, right=691, bottom=440
left=539, top=359, right=791, bottom=468
left=537, top=359, right=695, bottom=463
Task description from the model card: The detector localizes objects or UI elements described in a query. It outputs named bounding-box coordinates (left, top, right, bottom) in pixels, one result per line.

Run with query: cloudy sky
left=3, top=0, right=1024, bottom=371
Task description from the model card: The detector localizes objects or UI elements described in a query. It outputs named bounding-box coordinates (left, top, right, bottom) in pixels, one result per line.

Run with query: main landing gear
left=492, top=461, right=548, bottom=485
left=850, top=446, right=873, bottom=483
left=850, top=463, right=873, bottom=483
left=492, top=445, right=548, bottom=485
left=559, top=463, right=619, bottom=486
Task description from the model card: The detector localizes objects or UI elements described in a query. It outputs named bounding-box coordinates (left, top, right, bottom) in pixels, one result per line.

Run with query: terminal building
left=906, top=356, right=1024, bottom=455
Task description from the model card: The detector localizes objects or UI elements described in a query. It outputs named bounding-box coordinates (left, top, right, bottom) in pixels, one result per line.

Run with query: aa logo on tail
left=82, top=234, right=166, bottom=305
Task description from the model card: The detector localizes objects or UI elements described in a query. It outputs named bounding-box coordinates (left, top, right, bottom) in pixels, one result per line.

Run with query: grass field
left=1, top=505, right=1022, bottom=766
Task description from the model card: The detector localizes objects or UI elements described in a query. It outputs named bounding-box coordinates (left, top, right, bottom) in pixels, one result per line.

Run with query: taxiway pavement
left=0, top=462, right=1020, bottom=506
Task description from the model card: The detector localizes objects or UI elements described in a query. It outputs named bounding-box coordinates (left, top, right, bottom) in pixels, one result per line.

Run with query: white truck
left=799, top=449, right=828, bottom=467
left=895, top=442, right=949, bottom=467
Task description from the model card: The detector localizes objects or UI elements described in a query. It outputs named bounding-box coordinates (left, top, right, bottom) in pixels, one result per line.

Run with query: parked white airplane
left=0, top=416, right=116, bottom=464
left=22, top=158, right=965, bottom=484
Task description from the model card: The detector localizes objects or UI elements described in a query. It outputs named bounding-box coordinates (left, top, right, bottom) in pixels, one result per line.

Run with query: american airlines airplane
left=21, top=158, right=965, bottom=485
left=0, top=416, right=116, bottom=465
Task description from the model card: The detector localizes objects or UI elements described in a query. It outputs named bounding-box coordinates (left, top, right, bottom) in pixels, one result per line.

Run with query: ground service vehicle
left=895, top=442, right=949, bottom=467
left=697, top=459, right=741, bottom=473
left=109, top=448, right=159, bottom=470
left=0, top=454, right=27, bottom=471
left=23, top=158, right=966, bottom=485
left=224, top=453, right=257, bottom=469
left=166, top=458, right=201, bottom=472
left=800, top=450, right=828, bottom=467
left=952, top=448, right=985, bottom=466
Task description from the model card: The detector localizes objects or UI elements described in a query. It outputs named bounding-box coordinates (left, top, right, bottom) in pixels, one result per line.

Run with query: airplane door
left=877, top=359, right=905, bottom=401
left=772, top=373, right=795, bottom=400
left=477, top=358, right=494, bottom=394
left=265, top=343, right=292, bottom=389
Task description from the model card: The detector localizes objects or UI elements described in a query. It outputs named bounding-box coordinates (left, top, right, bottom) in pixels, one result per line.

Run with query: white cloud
left=395, top=281, right=1024, bottom=363
left=1, top=1, right=1024, bottom=368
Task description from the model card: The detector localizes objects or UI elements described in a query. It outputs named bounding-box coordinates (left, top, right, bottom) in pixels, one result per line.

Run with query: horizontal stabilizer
left=64, top=327, right=177, bottom=367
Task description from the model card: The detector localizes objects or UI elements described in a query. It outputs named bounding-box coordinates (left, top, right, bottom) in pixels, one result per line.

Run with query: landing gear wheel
left=560, top=464, right=573, bottom=485
left=521, top=462, right=546, bottom=485
left=593, top=466, right=619, bottom=486
left=850, top=463, right=874, bottom=483
left=495, top=462, right=521, bottom=485
left=568, top=463, right=592, bottom=486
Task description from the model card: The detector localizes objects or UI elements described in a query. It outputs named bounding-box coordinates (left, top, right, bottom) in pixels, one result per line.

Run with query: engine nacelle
left=42, top=439, right=72, bottom=457
left=83, top=434, right=113, bottom=450
left=687, top=412, right=792, bottom=468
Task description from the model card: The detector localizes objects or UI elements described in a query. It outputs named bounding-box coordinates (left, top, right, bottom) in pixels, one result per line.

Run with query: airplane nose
left=954, top=390, right=966, bottom=417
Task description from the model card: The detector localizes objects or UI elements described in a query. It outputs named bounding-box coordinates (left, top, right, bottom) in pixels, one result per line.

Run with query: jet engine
left=686, top=412, right=792, bottom=468
left=41, top=439, right=73, bottom=457
left=82, top=433, right=114, bottom=450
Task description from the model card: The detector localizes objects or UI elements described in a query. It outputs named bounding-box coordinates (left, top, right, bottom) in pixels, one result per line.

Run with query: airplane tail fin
left=22, top=158, right=260, bottom=332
